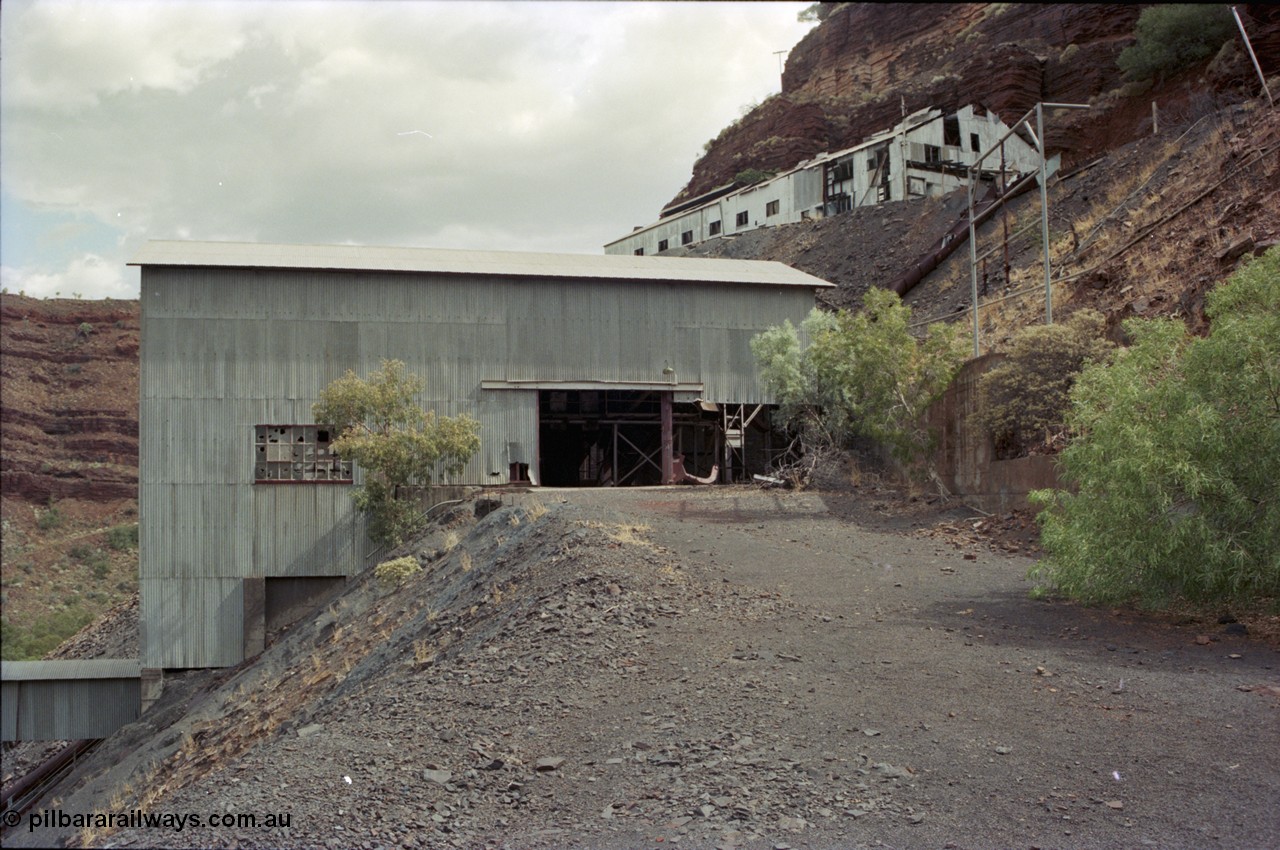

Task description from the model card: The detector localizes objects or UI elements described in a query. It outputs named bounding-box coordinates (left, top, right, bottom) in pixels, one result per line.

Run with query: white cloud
left=0, top=0, right=814, bottom=299
left=2, top=0, right=251, bottom=110
left=2, top=253, right=135, bottom=300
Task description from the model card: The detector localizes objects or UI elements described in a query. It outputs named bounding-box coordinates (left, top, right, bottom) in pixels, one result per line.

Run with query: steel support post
left=660, top=391, right=674, bottom=484
left=968, top=168, right=980, bottom=357
left=1037, top=103, right=1052, bottom=325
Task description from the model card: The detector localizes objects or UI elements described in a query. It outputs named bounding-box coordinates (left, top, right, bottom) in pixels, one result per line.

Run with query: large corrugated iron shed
left=132, top=239, right=832, bottom=669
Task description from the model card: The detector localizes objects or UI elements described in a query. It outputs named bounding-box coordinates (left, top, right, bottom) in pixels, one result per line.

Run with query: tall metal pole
left=1000, top=140, right=1010, bottom=288
left=660, top=391, right=674, bottom=485
left=1232, top=7, right=1275, bottom=108
left=968, top=168, right=980, bottom=357
left=1037, top=102, right=1053, bottom=325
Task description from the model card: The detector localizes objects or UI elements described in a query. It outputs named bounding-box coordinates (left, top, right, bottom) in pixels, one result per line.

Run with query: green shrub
left=1117, top=5, right=1235, bottom=82
left=88, top=550, right=111, bottom=579
left=69, top=543, right=94, bottom=561
left=798, top=2, right=840, bottom=23
left=374, top=555, right=422, bottom=587
left=0, top=608, right=95, bottom=660
left=107, top=523, right=139, bottom=551
left=752, top=290, right=967, bottom=471
left=36, top=501, right=65, bottom=531
left=734, top=168, right=775, bottom=187
left=977, top=310, right=1113, bottom=457
left=1031, top=249, right=1280, bottom=611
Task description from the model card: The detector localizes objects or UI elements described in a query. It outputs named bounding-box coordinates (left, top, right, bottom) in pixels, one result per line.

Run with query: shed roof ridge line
left=128, top=239, right=835, bottom=288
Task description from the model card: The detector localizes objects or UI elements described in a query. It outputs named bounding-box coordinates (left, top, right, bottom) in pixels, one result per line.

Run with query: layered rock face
left=671, top=3, right=1278, bottom=207
left=1, top=296, right=139, bottom=503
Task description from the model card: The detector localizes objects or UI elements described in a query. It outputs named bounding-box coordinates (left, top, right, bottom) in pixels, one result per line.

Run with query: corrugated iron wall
left=2, top=677, right=140, bottom=741
left=141, top=267, right=818, bottom=667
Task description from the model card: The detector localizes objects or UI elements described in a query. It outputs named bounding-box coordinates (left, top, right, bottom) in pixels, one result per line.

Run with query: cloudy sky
left=0, top=0, right=815, bottom=299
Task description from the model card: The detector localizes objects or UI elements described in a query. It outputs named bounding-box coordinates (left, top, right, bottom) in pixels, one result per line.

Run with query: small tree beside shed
left=313, top=359, right=481, bottom=548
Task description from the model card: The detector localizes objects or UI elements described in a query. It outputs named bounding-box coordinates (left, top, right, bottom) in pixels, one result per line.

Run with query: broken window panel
left=944, top=115, right=961, bottom=147
left=658, top=239, right=669, bottom=251
left=708, top=221, right=721, bottom=236
left=634, top=247, right=645, bottom=256
left=254, top=425, right=352, bottom=483
left=766, top=200, right=779, bottom=217
left=735, top=211, right=749, bottom=227
left=681, top=230, right=693, bottom=245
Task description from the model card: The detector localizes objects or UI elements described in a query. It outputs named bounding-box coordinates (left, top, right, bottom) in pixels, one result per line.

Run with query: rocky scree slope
left=14, top=499, right=937, bottom=850
left=13, top=491, right=1280, bottom=850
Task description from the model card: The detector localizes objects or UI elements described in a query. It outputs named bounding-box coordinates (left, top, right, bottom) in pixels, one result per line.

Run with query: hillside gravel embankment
left=13, top=488, right=1279, bottom=850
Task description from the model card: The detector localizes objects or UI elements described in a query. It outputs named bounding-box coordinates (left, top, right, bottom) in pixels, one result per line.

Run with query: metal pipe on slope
left=887, top=170, right=1041, bottom=299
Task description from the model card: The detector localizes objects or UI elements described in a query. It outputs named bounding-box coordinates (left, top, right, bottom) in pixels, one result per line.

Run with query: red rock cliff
left=670, top=3, right=1277, bottom=207
left=1, top=296, right=139, bottom=503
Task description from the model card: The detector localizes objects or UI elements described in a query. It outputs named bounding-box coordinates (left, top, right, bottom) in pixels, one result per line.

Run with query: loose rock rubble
left=10, top=490, right=1279, bottom=850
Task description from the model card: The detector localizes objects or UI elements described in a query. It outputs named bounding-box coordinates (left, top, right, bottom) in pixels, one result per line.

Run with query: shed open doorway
left=538, top=389, right=667, bottom=486
left=536, top=389, right=731, bottom=486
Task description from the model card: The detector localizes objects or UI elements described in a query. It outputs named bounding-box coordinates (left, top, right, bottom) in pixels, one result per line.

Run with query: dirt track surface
left=12, top=488, right=1279, bottom=850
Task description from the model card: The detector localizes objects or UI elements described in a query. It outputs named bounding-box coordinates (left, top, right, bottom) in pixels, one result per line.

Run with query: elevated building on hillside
left=605, top=105, right=1042, bottom=257
left=130, top=241, right=832, bottom=668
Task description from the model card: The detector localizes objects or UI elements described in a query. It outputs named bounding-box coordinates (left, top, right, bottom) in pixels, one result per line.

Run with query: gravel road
left=10, top=487, right=1278, bottom=850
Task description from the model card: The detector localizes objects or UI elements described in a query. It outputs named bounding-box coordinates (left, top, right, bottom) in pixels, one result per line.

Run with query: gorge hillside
left=659, top=3, right=1279, bottom=345
left=672, top=3, right=1278, bottom=205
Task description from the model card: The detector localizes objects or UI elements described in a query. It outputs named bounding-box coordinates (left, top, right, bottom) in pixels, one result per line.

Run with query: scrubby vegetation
left=797, top=3, right=841, bottom=24
left=733, top=168, right=776, bottom=187
left=374, top=555, right=422, bottom=587
left=1, top=607, right=95, bottom=660
left=1031, top=249, right=1280, bottom=611
left=977, top=309, right=1114, bottom=458
left=36, top=499, right=65, bottom=531
left=313, top=359, right=481, bottom=548
left=1117, top=5, right=1235, bottom=82
left=107, top=522, right=139, bottom=551
left=752, top=290, right=967, bottom=472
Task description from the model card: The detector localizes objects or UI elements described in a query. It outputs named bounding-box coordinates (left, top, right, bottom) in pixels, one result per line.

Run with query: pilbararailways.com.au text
left=18, top=808, right=291, bottom=832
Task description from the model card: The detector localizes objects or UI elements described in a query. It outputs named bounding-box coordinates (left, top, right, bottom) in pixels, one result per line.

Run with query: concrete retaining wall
left=927, top=354, right=1061, bottom=513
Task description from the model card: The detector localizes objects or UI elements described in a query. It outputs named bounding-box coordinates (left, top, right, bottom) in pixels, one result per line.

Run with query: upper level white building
left=605, top=106, right=1042, bottom=257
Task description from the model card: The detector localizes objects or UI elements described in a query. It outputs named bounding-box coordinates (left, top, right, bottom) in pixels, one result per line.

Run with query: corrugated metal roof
left=1, top=659, right=142, bottom=681
left=129, top=240, right=834, bottom=288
